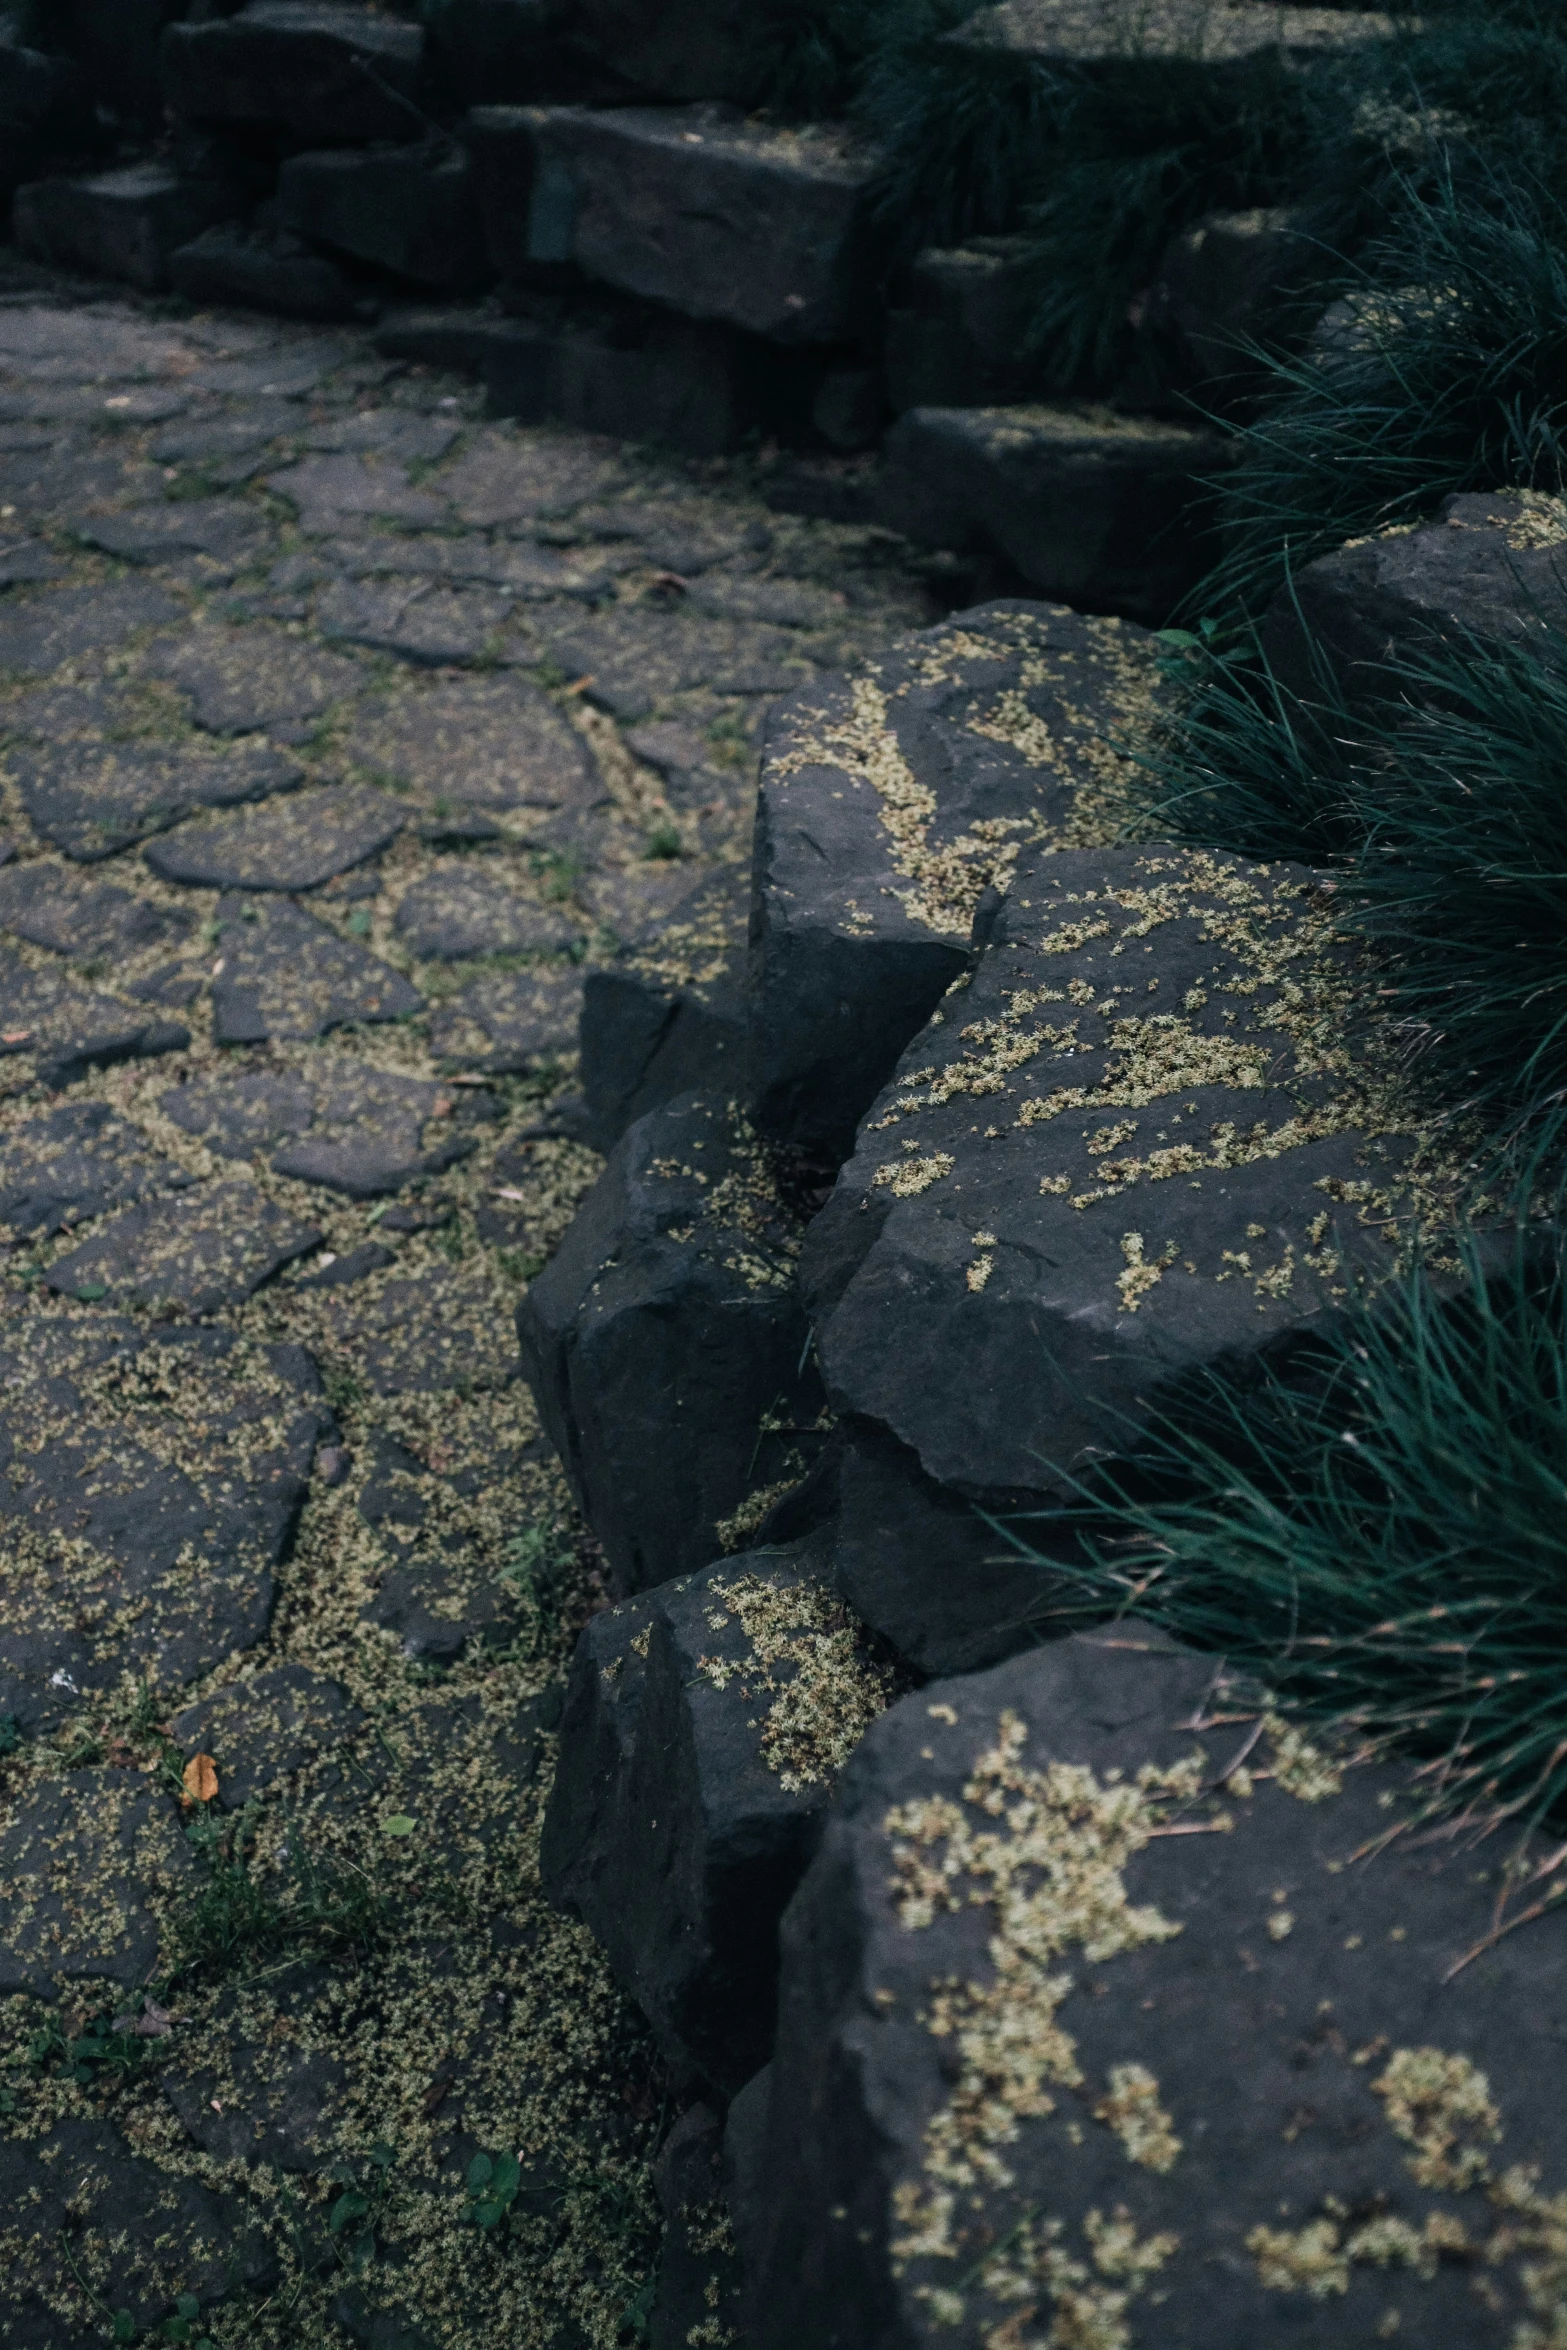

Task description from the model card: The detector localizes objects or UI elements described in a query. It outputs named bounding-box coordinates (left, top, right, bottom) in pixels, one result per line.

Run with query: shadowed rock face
left=748, top=599, right=1162, bottom=1165
left=800, top=838, right=1460, bottom=1675
left=737, top=1630, right=1567, bottom=2350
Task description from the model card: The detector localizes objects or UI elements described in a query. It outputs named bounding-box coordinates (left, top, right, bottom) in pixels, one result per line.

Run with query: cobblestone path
left=0, top=282, right=942, bottom=2349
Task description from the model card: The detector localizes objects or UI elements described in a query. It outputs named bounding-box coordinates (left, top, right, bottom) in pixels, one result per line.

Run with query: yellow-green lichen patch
left=694, top=1572, right=898, bottom=1793
left=885, top=1709, right=1209, bottom=2293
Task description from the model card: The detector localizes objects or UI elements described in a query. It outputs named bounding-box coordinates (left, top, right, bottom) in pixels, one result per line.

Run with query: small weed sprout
left=463, top=2150, right=522, bottom=2230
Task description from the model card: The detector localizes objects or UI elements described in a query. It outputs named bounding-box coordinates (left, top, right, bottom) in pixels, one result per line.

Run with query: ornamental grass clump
left=1209, top=160, right=1567, bottom=613
left=1045, top=1228, right=1567, bottom=1834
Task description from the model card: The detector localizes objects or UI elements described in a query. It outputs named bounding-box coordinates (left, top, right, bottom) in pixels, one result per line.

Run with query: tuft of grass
left=173, top=1805, right=392, bottom=1980
left=1208, top=158, right=1567, bottom=614
left=1344, top=627, right=1567, bottom=1159
left=1137, top=614, right=1567, bottom=1160
left=1132, top=617, right=1361, bottom=864
left=1037, top=1225, right=1567, bottom=1835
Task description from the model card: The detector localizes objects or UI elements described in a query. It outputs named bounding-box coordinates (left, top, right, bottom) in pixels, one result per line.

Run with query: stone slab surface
left=161, top=2, right=427, bottom=143
left=144, top=781, right=404, bottom=891
left=11, top=738, right=304, bottom=862
left=0, top=950, right=189, bottom=1088
left=209, top=891, right=424, bottom=1040
left=0, top=1317, right=327, bottom=1731
left=0, top=1099, right=190, bottom=1239
left=742, top=1629, right=1567, bottom=2349
left=150, top=622, right=365, bottom=738
left=428, top=961, right=584, bottom=1074
left=392, top=864, right=584, bottom=959
left=44, top=1176, right=322, bottom=1312
left=162, top=1058, right=479, bottom=1196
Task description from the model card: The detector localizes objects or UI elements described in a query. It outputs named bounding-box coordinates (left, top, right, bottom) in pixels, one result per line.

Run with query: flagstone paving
left=0, top=277, right=944, bottom=2348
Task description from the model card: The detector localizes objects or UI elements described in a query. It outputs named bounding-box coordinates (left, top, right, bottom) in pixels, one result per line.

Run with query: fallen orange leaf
left=183, top=1753, right=219, bottom=1805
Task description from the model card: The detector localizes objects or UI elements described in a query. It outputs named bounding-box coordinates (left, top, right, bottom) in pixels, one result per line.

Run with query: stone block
left=1258, top=491, right=1567, bottom=719
left=481, top=292, right=815, bottom=458
left=748, top=599, right=1160, bottom=1163
left=946, top=0, right=1402, bottom=70
left=1147, top=203, right=1322, bottom=385
left=279, top=141, right=491, bottom=293
left=541, top=1537, right=897, bottom=2093
left=741, top=1629, right=1567, bottom=2348
left=522, top=104, right=880, bottom=346
left=34, top=0, right=183, bottom=130
left=649, top=2106, right=747, bottom=2350
left=800, top=838, right=1442, bottom=1673
left=557, top=0, right=837, bottom=105
left=162, top=2, right=427, bottom=145
left=0, top=40, right=90, bottom=198
left=885, top=237, right=1046, bottom=413
left=13, top=163, right=241, bottom=294
left=580, top=863, right=749, bottom=1151
left=878, top=402, right=1228, bottom=622
left=169, top=219, right=372, bottom=321
left=516, top=1091, right=826, bottom=1592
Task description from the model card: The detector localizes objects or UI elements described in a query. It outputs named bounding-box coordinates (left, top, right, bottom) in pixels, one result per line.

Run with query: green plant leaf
left=176, top=2296, right=200, bottom=2321
left=466, top=2153, right=494, bottom=2192
left=328, top=2189, right=370, bottom=2235
left=492, top=2152, right=521, bottom=2201
left=367, top=2141, right=396, bottom=2169
left=162, top=2319, right=191, bottom=2344
left=380, top=1814, right=417, bottom=1837
left=112, top=2315, right=136, bottom=2344
left=474, top=2198, right=506, bottom=2228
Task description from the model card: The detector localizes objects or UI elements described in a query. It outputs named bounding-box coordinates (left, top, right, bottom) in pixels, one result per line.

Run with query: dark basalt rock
left=1148, top=202, right=1322, bottom=388
left=0, top=2119, right=275, bottom=2340
left=0, top=952, right=189, bottom=1089
left=741, top=1628, right=1567, bottom=2349
left=208, top=892, right=423, bottom=1042
left=557, top=0, right=840, bottom=106
left=150, top=623, right=366, bottom=739
left=169, top=221, right=373, bottom=322
left=161, top=1, right=427, bottom=145
left=163, top=2034, right=346, bottom=2173
left=392, top=865, right=584, bottom=959
left=0, top=1318, right=327, bottom=1732
left=521, top=105, right=880, bottom=347
left=13, top=738, right=304, bottom=863
left=162, top=1060, right=478, bottom=1197
left=543, top=1536, right=896, bottom=2095
left=145, top=783, right=403, bottom=892
left=12, top=163, right=241, bottom=295
left=171, top=1663, right=365, bottom=1811
left=650, top=2104, right=748, bottom=2350
left=517, top=1091, right=827, bottom=1592
left=0, top=39, right=90, bottom=202
left=279, top=141, right=490, bottom=292
left=0, top=1100, right=190, bottom=1240
left=263, top=450, right=449, bottom=536
left=748, top=599, right=1159, bottom=1163
left=878, top=404, right=1228, bottom=623
left=947, top=0, right=1401, bottom=68
left=1258, top=490, right=1567, bottom=717
left=580, top=862, right=748, bottom=1152
left=801, top=840, right=1425, bottom=1673
left=884, top=238, right=1046, bottom=414
left=45, top=1178, right=322, bottom=1313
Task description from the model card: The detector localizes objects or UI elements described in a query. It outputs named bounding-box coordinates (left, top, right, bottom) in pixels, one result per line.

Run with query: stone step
left=279, top=140, right=492, bottom=294
left=13, top=163, right=240, bottom=294
left=749, top=598, right=1161, bottom=1164
left=0, top=38, right=89, bottom=199
left=948, top=0, right=1402, bottom=71
left=878, top=402, right=1229, bottom=622
left=1258, top=490, right=1567, bottom=718
left=799, top=835, right=1447, bottom=1675
left=169, top=219, right=372, bottom=322
left=161, top=0, right=427, bottom=144
left=553, top=0, right=825, bottom=106
left=736, top=1629, right=1567, bottom=2347
left=885, top=237, right=1047, bottom=414
left=512, top=103, right=882, bottom=347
